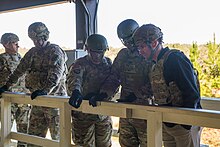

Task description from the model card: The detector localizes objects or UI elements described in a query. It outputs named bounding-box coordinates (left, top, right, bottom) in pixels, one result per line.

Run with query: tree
left=201, top=33, right=220, bottom=97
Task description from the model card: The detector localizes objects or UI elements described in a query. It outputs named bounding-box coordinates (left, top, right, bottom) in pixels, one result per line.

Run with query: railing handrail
left=1, top=92, right=220, bottom=147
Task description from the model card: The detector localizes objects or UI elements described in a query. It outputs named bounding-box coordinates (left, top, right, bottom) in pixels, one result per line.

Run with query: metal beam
left=0, top=0, right=66, bottom=13
left=75, top=0, right=98, bottom=49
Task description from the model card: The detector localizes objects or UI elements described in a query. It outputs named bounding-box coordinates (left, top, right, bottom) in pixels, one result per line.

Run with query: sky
left=0, top=0, right=220, bottom=49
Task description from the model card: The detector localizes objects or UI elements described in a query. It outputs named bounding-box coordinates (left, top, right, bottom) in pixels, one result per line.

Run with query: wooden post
left=147, top=111, right=162, bottom=147
left=1, top=95, right=11, bottom=147
left=59, top=102, right=72, bottom=147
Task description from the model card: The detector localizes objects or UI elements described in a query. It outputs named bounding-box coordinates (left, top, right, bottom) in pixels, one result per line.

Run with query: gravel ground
left=201, top=127, right=220, bottom=147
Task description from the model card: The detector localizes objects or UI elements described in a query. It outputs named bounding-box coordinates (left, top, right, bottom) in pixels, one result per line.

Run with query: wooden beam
left=0, top=0, right=67, bottom=13
left=59, top=102, right=72, bottom=147
left=1, top=92, right=220, bottom=147
left=10, top=132, right=59, bottom=147
left=147, top=112, right=162, bottom=147
left=0, top=98, right=11, bottom=147
left=201, top=97, right=220, bottom=111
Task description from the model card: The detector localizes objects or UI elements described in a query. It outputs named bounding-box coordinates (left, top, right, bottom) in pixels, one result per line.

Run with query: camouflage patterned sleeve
left=0, top=55, right=6, bottom=71
left=43, top=46, right=67, bottom=94
left=0, top=55, right=5, bottom=70
left=6, top=50, right=33, bottom=87
left=100, top=49, right=127, bottom=97
left=66, top=60, right=84, bottom=96
left=0, top=55, right=9, bottom=85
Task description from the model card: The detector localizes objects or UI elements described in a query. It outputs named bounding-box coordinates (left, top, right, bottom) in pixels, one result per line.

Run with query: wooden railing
left=1, top=92, right=220, bottom=147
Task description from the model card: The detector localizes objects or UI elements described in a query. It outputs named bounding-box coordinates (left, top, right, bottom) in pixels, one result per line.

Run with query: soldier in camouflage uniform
left=133, top=23, right=202, bottom=147
left=67, top=34, right=112, bottom=147
left=89, top=19, right=153, bottom=147
left=0, top=33, right=30, bottom=147
left=0, top=22, right=67, bottom=147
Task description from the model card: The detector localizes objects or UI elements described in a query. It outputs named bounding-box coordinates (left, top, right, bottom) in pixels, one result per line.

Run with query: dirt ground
left=201, top=127, right=220, bottom=147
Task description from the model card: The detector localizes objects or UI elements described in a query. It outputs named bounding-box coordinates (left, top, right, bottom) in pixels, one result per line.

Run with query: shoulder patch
left=72, top=63, right=81, bottom=74
left=73, top=68, right=80, bottom=74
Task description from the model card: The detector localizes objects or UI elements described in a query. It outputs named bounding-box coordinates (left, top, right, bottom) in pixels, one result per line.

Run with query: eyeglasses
left=135, top=40, right=146, bottom=51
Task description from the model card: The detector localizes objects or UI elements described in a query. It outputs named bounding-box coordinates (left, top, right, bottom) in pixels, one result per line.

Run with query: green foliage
left=202, top=35, right=220, bottom=97
left=188, top=34, right=220, bottom=97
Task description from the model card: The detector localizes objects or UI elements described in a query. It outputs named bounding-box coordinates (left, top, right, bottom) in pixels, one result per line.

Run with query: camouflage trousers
left=12, top=104, right=31, bottom=147
left=27, top=106, right=59, bottom=147
left=119, top=118, right=147, bottom=147
left=0, top=103, right=31, bottom=147
left=71, top=111, right=112, bottom=147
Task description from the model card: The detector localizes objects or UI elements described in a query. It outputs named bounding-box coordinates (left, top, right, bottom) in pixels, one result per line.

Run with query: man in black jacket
left=133, top=23, right=202, bottom=147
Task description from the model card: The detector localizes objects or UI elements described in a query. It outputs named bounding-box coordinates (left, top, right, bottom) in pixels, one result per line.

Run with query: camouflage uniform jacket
left=67, top=55, right=112, bottom=121
left=67, top=55, right=112, bottom=97
left=100, top=48, right=152, bottom=104
left=6, top=42, right=68, bottom=95
left=0, top=52, right=30, bottom=118
left=0, top=52, right=27, bottom=92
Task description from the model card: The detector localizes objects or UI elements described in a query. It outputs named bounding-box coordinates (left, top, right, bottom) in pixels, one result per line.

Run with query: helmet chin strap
left=147, top=42, right=160, bottom=61
left=39, top=40, right=48, bottom=48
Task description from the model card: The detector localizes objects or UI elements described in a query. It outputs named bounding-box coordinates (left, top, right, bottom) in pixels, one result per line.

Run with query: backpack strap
left=162, top=49, right=181, bottom=63
left=162, top=49, right=201, bottom=93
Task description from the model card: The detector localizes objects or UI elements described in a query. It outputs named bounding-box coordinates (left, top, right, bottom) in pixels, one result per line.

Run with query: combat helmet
left=133, top=24, right=163, bottom=44
left=0, top=33, right=19, bottom=45
left=117, top=19, right=139, bottom=40
left=84, top=34, right=109, bottom=52
left=28, top=22, right=50, bottom=41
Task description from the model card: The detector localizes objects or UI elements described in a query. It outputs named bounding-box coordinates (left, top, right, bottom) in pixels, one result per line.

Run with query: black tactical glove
left=31, top=90, right=47, bottom=100
left=117, top=92, right=137, bottom=103
left=89, top=92, right=108, bottom=107
left=69, top=89, right=83, bottom=108
left=0, top=85, right=8, bottom=96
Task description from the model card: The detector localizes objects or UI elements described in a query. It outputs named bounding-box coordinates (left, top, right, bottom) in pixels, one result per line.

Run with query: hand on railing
left=69, top=89, right=83, bottom=108
left=31, top=90, right=47, bottom=100
left=89, top=92, right=108, bottom=107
